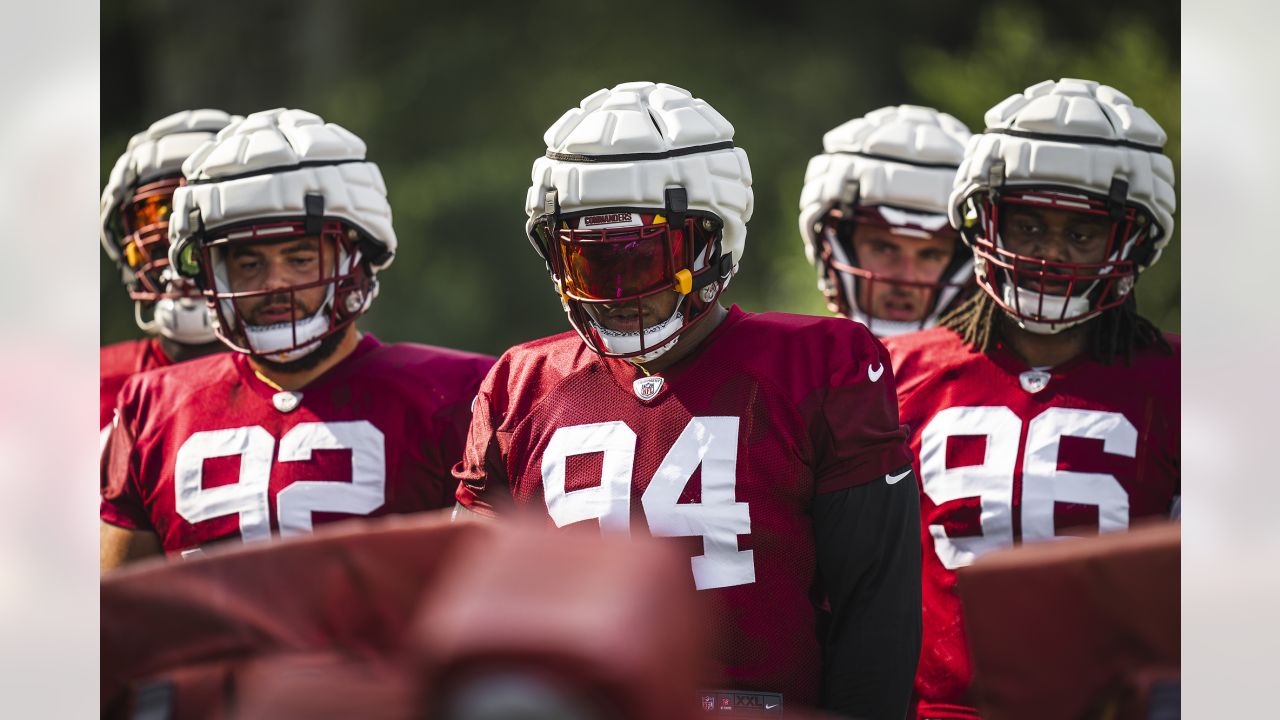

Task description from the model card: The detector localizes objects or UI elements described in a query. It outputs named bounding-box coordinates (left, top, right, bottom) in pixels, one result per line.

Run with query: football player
left=882, top=79, right=1179, bottom=720
left=453, top=82, right=922, bottom=719
left=99, top=110, right=237, bottom=440
left=100, top=108, right=495, bottom=571
left=799, top=106, right=975, bottom=337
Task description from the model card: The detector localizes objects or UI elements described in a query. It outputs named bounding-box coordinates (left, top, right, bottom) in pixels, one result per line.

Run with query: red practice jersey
left=455, top=305, right=912, bottom=707
left=101, top=337, right=172, bottom=433
left=102, top=334, right=495, bottom=554
left=883, top=328, right=1180, bottom=720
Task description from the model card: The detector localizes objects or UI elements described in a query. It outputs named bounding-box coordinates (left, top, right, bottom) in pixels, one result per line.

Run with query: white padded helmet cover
left=798, top=105, right=971, bottom=265
left=525, top=82, right=753, bottom=268
left=169, top=108, right=396, bottom=271
left=100, top=109, right=237, bottom=262
left=949, top=79, right=1176, bottom=269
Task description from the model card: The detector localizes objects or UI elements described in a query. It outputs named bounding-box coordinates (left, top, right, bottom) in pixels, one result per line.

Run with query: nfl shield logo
left=1018, top=369, right=1051, bottom=394
left=272, top=391, right=303, bottom=413
left=702, top=695, right=715, bottom=712
left=633, top=375, right=666, bottom=402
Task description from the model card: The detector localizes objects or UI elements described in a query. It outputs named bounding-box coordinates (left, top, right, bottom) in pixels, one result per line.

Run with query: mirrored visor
left=127, top=193, right=172, bottom=233
left=558, top=224, right=684, bottom=300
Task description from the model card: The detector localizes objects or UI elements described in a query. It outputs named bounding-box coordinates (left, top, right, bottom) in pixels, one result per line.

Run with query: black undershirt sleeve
left=813, top=464, right=922, bottom=720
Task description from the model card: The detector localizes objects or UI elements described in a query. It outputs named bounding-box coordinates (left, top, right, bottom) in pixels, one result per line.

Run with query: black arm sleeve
left=813, top=464, right=922, bottom=720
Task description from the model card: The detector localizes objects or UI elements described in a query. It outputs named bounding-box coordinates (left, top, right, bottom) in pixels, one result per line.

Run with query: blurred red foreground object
left=101, top=513, right=717, bottom=720
left=958, top=520, right=1180, bottom=720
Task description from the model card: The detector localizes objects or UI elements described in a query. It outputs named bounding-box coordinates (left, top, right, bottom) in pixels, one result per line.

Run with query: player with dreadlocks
left=882, top=79, right=1180, bottom=720
left=938, top=270, right=1170, bottom=366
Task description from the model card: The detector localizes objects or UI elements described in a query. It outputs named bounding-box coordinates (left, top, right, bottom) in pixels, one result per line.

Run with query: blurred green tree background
left=102, top=0, right=1179, bottom=355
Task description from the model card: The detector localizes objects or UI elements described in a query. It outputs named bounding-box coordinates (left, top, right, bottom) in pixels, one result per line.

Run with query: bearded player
left=799, top=105, right=975, bottom=338
left=100, top=108, right=495, bottom=570
left=453, top=82, right=921, bottom=719
left=100, top=110, right=238, bottom=440
left=882, top=79, right=1179, bottom=720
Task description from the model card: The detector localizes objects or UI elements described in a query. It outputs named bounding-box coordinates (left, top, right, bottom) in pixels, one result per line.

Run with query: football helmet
left=168, top=108, right=396, bottom=361
left=950, top=78, right=1176, bottom=334
left=798, top=105, right=974, bottom=337
left=100, top=109, right=237, bottom=344
left=525, top=82, right=753, bottom=362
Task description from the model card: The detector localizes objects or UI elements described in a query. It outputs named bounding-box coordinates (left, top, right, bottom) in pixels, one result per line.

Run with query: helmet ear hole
left=344, top=227, right=389, bottom=268
left=1129, top=233, right=1157, bottom=270
left=1126, top=210, right=1159, bottom=270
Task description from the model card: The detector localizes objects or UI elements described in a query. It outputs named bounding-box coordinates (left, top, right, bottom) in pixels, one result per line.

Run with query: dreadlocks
left=939, top=291, right=1173, bottom=366
left=938, top=291, right=1001, bottom=355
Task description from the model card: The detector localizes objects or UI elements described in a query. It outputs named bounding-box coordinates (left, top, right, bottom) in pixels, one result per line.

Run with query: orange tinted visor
left=127, top=193, right=172, bottom=233
left=558, top=224, right=686, bottom=300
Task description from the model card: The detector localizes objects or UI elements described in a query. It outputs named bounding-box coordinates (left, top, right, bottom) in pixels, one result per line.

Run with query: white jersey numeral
left=542, top=421, right=636, bottom=535
left=1021, top=408, right=1133, bottom=541
left=175, top=426, right=276, bottom=541
left=276, top=421, right=387, bottom=536
left=919, top=406, right=1136, bottom=570
left=174, top=421, right=386, bottom=542
left=919, top=406, right=1021, bottom=570
left=644, top=417, right=754, bottom=590
left=541, top=416, right=753, bottom=590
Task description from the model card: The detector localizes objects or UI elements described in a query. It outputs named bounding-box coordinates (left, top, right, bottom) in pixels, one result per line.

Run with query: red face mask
left=971, top=188, right=1154, bottom=326
left=189, top=219, right=375, bottom=357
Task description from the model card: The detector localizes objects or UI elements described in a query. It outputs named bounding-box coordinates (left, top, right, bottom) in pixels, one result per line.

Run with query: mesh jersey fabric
left=101, top=337, right=173, bottom=431
left=455, top=305, right=912, bottom=707
left=883, top=327, right=1180, bottom=720
left=102, top=333, right=495, bottom=552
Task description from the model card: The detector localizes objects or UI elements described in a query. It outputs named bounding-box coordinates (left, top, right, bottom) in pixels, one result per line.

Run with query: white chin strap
left=590, top=308, right=685, bottom=363
left=1000, top=283, right=1093, bottom=335
left=242, top=307, right=332, bottom=362
left=152, top=296, right=217, bottom=344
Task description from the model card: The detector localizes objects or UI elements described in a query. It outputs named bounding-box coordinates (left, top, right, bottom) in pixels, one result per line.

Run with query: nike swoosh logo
left=885, top=469, right=910, bottom=484
left=765, top=703, right=779, bottom=710
left=867, top=362, right=885, bottom=382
